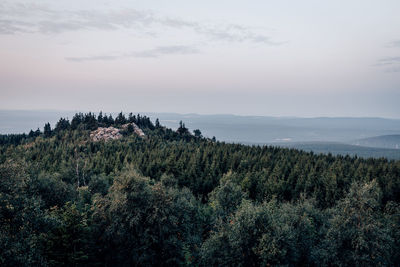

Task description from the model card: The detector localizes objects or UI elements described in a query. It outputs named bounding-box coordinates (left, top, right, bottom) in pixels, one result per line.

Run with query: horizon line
left=1, top=109, right=400, bottom=120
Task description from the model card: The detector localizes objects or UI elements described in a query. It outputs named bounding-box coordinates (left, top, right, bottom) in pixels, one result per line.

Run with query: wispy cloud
left=133, top=46, right=201, bottom=58
left=376, top=56, right=400, bottom=65
left=376, top=40, right=400, bottom=72
left=0, top=1, right=283, bottom=45
left=0, top=3, right=156, bottom=33
left=65, top=55, right=120, bottom=62
left=65, top=45, right=201, bottom=62
left=384, top=67, right=400, bottom=73
left=0, top=19, right=34, bottom=34
left=376, top=56, right=400, bottom=72
left=386, top=40, right=400, bottom=48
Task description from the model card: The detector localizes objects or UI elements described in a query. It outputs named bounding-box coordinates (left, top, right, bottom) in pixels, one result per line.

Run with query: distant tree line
left=0, top=112, right=159, bottom=146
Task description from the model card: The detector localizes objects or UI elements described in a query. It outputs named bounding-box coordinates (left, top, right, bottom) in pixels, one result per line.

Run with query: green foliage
left=44, top=123, right=52, bottom=138
left=201, top=197, right=326, bottom=266
left=319, top=180, right=396, bottom=266
left=44, top=202, right=92, bottom=266
left=55, top=118, right=70, bottom=132
left=257, top=198, right=325, bottom=266
left=88, top=174, right=111, bottom=196
left=33, top=172, right=75, bottom=208
left=209, top=174, right=247, bottom=221
left=94, top=169, right=203, bottom=266
left=193, top=129, right=202, bottom=138
left=206, top=200, right=270, bottom=266
left=0, top=112, right=399, bottom=266
left=177, top=121, right=190, bottom=135
left=0, top=162, right=49, bottom=266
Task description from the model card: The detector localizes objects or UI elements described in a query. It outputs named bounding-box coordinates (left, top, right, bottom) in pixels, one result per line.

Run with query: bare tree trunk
left=75, top=148, right=80, bottom=188
left=82, top=160, right=87, bottom=186
left=76, top=161, right=80, bottom=188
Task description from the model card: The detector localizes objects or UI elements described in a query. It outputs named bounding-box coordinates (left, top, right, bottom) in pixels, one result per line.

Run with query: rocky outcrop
left=90, top=127, right=122, bottom=142
left=90, top=123, right=145, bottom=142
left=122, top=122, right=146, bottom=137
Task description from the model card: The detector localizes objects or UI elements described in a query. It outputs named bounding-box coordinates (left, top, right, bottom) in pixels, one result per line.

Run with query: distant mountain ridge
left=146, top=113, right=400, bottom=144
left=353, top=135, right=400, bottom=149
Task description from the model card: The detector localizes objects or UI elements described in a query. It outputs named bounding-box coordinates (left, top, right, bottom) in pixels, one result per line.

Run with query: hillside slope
left=1, top=112, right=399, bottom=266
left=353, top=134, right=400, bottom=149
left=268, top=141, right=400, bottom=160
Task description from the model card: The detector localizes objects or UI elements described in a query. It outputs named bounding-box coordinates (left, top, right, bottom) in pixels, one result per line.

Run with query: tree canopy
left=0, top=112, right=399, bottom=266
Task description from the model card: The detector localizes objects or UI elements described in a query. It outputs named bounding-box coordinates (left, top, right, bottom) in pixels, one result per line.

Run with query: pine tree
left=44, top=122, right=52, bottom=137
left=193, top=129, right=202, bottom=138
left=177, top=121, right=189, bottom=135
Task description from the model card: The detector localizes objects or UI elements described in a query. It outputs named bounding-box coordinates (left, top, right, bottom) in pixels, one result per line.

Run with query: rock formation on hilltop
left=90, top=122, right=145, bottom=142
left=122, top=122, right=145, bottom=137
left=90, top=127, right=122, bottom=142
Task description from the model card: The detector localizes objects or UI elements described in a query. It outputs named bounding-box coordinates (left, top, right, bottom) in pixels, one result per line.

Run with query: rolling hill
left=352, top=135, right=400, bottom=149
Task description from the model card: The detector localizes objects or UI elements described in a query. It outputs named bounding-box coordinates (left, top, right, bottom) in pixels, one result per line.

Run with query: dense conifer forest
left=1, top=112, right=399, bottom=266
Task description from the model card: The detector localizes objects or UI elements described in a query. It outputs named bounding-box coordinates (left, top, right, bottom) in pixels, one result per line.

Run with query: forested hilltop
left=1, top=112, right=399, bottom=266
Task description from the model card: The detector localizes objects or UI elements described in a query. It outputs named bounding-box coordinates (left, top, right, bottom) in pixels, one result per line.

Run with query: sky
left=1, top=0, right=400, bottom=118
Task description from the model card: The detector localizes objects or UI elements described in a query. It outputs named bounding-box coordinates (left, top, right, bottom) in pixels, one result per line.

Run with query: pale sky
left=1, top=0, right=400, bottom=118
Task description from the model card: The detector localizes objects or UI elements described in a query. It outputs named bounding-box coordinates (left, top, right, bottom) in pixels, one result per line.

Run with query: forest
left=0, top=112, right=399, bottom=266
